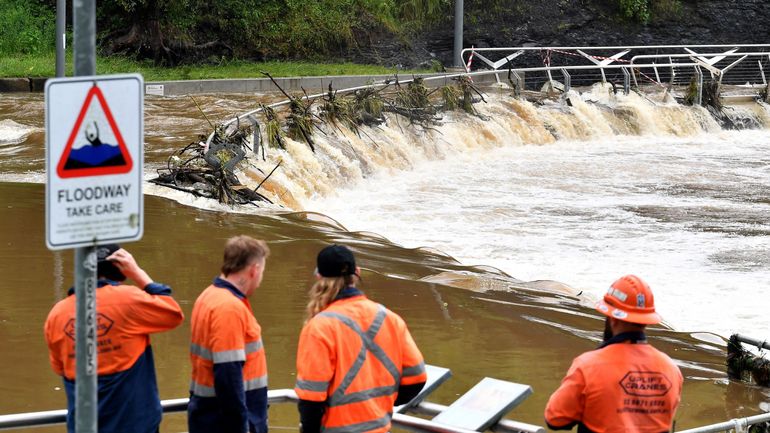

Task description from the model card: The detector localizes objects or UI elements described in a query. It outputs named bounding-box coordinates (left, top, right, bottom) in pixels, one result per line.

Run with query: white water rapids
left=272, top=84, right=770, bottom=339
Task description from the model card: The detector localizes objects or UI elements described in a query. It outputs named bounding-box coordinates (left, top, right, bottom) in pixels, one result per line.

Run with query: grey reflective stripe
left=213, top=349, right=246, bottom=363
left=190, top=343, right=213, bottom=360
left=244, top=375, right=268, bottom=391
left=321, top=414, right=392, bottom=433
left=402, top=362, right=425, bottom=377
left=329, top=385, right=398, bottom=406
left=190, top=381, right=216, bottom=397
left=297, top=379, right=330, bottom=392
left=319, top=304, right=401, bottom=407
left=245, top=340, right=264, bottom=354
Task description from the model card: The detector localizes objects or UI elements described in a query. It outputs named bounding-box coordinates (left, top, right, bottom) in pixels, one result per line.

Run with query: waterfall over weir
left=210, top=83, right=766, bottom=209
left=146, top=81, right=770, bottom=339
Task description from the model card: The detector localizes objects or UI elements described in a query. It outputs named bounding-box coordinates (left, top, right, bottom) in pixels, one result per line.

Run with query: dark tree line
left=33, top=0, right=451, bottom=66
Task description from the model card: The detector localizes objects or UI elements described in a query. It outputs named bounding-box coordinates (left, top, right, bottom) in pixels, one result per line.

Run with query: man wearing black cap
left=295, top=244, right=427, bottom=433
left=44, top=245, right=184, bottom=433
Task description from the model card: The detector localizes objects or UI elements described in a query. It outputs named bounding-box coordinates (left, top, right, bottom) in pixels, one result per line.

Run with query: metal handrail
left=204, top=44, right=770, bottom=150
left=205, top=61, right=703, bottom=150
left=460, top=45, right=770, bottom=66
left=629, top=52, right=770, bottom=67
left=677, top=412, right=770, bottom=433
left=0, top=389, right=544, bottom=433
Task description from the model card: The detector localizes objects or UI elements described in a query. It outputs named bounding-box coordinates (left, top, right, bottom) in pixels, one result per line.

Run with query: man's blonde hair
left=221, top=235, right=270, bottom=276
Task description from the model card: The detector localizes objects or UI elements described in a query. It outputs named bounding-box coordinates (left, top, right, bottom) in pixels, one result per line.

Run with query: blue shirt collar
left=213, top=276, right=246, bottom=300
left=334, top=286, right=364, bottom=301
left=67, top=279, right=119, bottom=296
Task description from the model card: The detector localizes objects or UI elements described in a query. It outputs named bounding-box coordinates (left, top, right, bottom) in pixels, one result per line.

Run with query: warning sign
left=45, top=74, right=144, bottom=250
left=57, top=85, right=133, bottom=178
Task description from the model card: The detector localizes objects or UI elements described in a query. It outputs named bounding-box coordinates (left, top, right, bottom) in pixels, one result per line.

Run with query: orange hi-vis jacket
left=545, top=339, right=683, bottom=433
left=295, top=290, right=427, bottom=433
left=45, top=282, right=183, bottom=379
left=44, top=280, right=184, bottom=433
left=189, top=278, right=268, bottom=433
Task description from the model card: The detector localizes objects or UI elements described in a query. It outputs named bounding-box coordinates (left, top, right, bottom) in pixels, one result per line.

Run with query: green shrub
left=0, top=0, right=56, bottom=55
left=618, top=0, right=650, bottom=23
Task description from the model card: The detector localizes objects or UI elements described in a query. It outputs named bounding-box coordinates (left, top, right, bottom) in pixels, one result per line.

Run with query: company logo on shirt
left=64, top=313, right=115, bottom=340
left=619, top=371, right=672, bottom=397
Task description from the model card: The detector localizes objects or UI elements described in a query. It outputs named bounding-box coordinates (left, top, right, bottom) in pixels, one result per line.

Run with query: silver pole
left=55, top=0, right=65, bottom=77
left=453, top=0, right=463, bottom=67
left=73, top=0, right=96, bottom=76
left=73, top=247, right=98, bottom=433
left=73, top=0, right=98, bottom=431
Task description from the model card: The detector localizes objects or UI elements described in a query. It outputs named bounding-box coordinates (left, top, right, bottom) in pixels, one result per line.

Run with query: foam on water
left=0, top=119, right=38, bottom=146
left=305, top=129, right=770, bottom=338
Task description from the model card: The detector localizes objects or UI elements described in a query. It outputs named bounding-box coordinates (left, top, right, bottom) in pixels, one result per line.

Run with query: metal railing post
left=692, top=65, right=703, bottom=106
left=561, top=68, right=571, bottom=96
left=508, top=70, right=523, bottom=98
left=669, top=56, right=676, bottom=85
left=622, top=68, right=630, bottom=95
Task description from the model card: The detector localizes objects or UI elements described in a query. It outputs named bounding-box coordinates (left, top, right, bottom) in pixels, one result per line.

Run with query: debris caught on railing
left=727, top=334, right=769, bottom=387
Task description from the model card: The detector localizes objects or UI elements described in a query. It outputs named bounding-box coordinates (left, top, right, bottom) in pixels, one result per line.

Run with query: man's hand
left=107, top=248, right=153, bottom=288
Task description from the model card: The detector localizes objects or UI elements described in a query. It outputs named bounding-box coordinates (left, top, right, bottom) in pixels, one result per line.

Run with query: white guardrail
left=0, top=389, right=545, bottom=433
left=205, top=44, right=770, bottom=151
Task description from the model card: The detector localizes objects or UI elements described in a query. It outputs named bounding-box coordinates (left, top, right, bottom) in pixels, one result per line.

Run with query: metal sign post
left=73, top=0, right=97, bottom=431
left=72, top=0, right=99, bottom=433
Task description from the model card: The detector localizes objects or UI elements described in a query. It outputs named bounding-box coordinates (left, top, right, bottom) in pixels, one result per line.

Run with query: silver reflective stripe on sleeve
left=190, top=343, right=213, bottom=360
left=244, top=375, right=268, bottom=391
left=245, top=340, right=264, bottom=354
left=213, top=348, right=246, bottom=363
left=321, top=414, right=392, bottom=433
left=190, top=381, right=216, bottom=397
left=402, top=362, right=425, bottom=377
left=296, top=379, right=330, bottom=392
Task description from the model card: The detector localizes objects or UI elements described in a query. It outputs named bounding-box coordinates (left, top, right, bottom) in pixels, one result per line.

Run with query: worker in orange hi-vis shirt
left=295, top=244, right=427, bottom=433
left=44, top=244, right=184, bottom=433
left=188, top=236, right=270, bottom=433
left=544, top=275, right=684, bottom=433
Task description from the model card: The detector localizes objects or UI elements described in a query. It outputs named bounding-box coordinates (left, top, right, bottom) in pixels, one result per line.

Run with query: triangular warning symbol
left=56, top=85, right=133, bottom=178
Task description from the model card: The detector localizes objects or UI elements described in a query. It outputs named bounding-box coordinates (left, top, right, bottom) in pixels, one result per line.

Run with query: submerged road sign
left=46, top=74, right=144, bottom=250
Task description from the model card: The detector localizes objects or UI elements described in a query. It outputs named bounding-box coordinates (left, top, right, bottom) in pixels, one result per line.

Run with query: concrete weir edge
left=0, top=72, right=500, bottom=96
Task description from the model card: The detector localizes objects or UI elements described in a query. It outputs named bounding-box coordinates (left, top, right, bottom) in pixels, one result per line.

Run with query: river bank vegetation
left=0, top=0, right=700, bottom=79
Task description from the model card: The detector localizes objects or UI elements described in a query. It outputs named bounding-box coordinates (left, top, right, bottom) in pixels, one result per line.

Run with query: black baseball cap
left=96, top=244, right=125, bottom=282
left=316, top=245, right=358, bottom=278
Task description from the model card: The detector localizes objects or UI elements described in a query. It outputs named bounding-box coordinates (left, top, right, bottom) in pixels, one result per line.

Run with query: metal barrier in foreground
left=0, top=366, right=545, bottom=433
left=677, top=412, right=770, bottom=433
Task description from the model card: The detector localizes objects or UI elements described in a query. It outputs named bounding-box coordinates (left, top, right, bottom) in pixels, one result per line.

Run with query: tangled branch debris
left=152, top=74, right=492, bottom=205
left=150, top=110, right=273, bottom=206
left=727, top=334, right=770, bottom=387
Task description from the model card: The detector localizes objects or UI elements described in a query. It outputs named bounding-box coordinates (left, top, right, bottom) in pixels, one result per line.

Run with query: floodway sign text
left=45, top=74, right=144, bottom=250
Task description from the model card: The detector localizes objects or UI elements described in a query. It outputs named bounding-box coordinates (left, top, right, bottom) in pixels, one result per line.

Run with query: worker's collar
left=213, top=277, right=246, bottom=300
left=599, top=331, right=647, bottom=348
left=334, top=286, right=363, bottom=301
left=67, top=279, right=119, bottom=296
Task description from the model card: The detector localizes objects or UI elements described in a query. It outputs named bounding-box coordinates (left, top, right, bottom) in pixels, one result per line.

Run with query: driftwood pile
left=150, top=74, right=488, bottom=205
